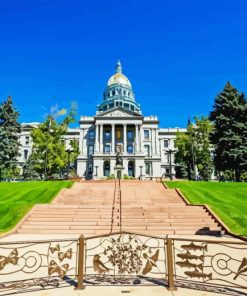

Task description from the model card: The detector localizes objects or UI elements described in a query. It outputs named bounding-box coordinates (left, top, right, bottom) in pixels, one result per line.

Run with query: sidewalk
left=19, top=285, right=235, bottom=296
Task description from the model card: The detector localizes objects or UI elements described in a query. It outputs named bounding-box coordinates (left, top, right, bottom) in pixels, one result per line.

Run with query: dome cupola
left=107, top=61, right=132, bottom=88
left=97, top=61, right=141, bottom=114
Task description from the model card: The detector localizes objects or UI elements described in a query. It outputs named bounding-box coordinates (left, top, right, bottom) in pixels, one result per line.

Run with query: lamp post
left=139, top=165, right=143, bottom=180
left=166, top=149, right=176, bottom=181
left=65, top=146, right=74, bottom=180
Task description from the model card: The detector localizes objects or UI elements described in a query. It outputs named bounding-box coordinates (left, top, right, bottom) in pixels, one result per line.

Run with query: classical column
left=135, top=124, right=139, bottom=153
left=111, top=124, right=115, bottom=153
left=123, top=124, right=127, bottom=153
left=83, top=129, right=87, bottom=155
left=95, top=124, right=99, bottom=152
left=155, top=129, right=159, bottom=155
left=151, top=129, right=155, bottom=155
left=79, top=131, right=83, bottom=155
left=140, top=126, right=144, bottom=153
left=139, top=125, right=142, bottom=153
left=100, top=124, right=103, bottom=153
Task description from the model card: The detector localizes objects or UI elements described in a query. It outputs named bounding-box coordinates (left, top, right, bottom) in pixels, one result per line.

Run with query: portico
left=91, top=113, right=145, bottom=178
left=94, top=120, right=143, bottom=155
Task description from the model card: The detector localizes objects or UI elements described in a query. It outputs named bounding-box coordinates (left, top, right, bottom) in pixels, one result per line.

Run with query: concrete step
left=14, top=180, right=224, bottom=236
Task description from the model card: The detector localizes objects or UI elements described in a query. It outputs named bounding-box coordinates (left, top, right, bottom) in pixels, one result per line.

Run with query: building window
left=164, top=139, right=169, bottom=148
left=145, top=163, right=150, bottom=175
left=144, top=130, right=149, bottom=140
left=104, top=144, right=111, bottom=153
left=25, top=136, right=30, bottom=145
left=104, top=131, right=111, bottom=141
left=88, top=145, right=94, bottom=157
left=89, top=130, right=95, bottom=140
left=127, top=131, right=133, bottom=141
left=24, top=150, right=28, bottom=160
left=127, top=144, right=133, bottom=154
left=144, top=145, right=150, bottom=157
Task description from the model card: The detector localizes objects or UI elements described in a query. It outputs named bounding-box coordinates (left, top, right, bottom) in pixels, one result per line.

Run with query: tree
left=175, top=117, right=213, bottom=180
left=175, top=120, right=195, bottom=180
left=193, top=116, right=213, bottom=181
left=25, top=103, right=79, bottom=179
left=0, top=96, right=21, bottom=180
left=23, top=154, right=41, bottom=180
left=209, top=82, right=247, bottom=181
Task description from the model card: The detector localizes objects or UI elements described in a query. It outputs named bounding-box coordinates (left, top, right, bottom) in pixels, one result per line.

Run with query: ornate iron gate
left=83, top=232, right=167, bottom=286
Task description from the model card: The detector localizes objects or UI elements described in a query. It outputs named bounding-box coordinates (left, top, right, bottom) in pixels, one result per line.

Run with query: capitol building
left=19, top=62, right=186, bottom=179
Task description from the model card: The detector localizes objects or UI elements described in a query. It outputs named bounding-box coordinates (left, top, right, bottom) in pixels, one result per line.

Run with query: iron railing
left=0, top=238, right=78, bottom=295
left=1, top=233, right=247, bottom=295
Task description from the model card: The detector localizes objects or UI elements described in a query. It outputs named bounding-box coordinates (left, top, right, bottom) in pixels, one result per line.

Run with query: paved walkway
left=16, top=285, right=243, bottom=296
left=12, top=180, right=223, bottom=237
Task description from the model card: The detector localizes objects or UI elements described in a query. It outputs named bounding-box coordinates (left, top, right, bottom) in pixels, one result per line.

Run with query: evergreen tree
left=209, top=82, right=247, bottom=181
left=0, top=96, right=21, bottom=180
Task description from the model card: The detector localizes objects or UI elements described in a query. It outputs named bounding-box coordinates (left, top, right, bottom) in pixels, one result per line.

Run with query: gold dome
left=107, top=72, right=131, bottom=87
left=107, top=60, right=132, bottom=87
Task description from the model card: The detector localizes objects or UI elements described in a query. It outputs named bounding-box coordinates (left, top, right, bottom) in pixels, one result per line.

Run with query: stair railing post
left=76, top=234, right=85, bottom=290
left=166, top=238, right=177, bottom=290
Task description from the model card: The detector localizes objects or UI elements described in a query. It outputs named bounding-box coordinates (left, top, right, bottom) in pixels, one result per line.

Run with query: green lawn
left=0, top=181, right=73, bottom=233
left=165, top=181, right=247, bottom=236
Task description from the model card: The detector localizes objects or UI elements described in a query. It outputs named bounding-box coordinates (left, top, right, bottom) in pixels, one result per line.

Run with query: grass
left=0, top=181, right=73, bottom=233
left=165, top=181, right=247, bottom=236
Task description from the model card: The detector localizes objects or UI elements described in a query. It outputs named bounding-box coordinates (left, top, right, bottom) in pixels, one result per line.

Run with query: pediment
left=21, top=123, right=39, bottom=129
left=96, top=107, right=142, bottom=118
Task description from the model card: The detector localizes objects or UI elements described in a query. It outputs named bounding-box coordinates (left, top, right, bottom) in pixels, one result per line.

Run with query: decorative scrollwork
left=174, top=239, right=247, bottom=289
left=48, top=260, right=69, bottom=278
left=85, top=232, right=166, bottom=285
left=0, top=249, right=19, bottom=271
left=0, top=238, right=77, bottom=294
left=58, top=248, right=72, bottom=262
left=103, top=234, right=146, bottom=275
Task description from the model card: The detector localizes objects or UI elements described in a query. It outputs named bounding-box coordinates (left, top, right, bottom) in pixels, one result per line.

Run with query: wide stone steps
left=15, top=181, right=224, bottom=236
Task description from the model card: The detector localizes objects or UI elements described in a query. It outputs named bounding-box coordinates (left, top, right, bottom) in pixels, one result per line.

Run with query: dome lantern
left=116, top=60, right=122, bottom=73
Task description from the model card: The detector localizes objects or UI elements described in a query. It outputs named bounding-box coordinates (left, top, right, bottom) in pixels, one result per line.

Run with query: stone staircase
left=15, top=180, right=224, bottom=237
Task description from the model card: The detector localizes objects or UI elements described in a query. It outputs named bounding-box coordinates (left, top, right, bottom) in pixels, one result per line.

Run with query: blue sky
left=0, top=0, right=246, bottom=127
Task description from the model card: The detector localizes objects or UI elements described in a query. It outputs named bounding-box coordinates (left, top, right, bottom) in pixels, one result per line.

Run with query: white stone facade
left=18, top=62, right=186, bottom=179
left=76, top=112, right=185, bottom=179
